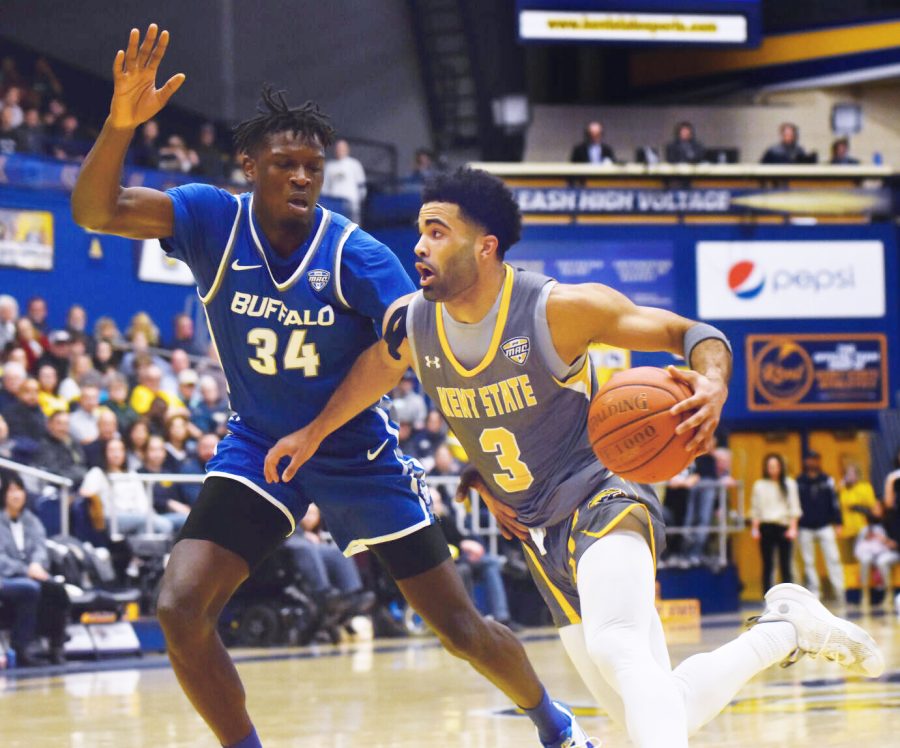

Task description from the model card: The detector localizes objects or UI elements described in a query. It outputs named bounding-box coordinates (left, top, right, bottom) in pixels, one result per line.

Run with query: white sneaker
left=755, top=583, right=885, bottom=677
left=541, top=702, right=600, bottom=748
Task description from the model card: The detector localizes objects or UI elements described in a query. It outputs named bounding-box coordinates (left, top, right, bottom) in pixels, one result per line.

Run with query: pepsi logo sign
left=727, top=261, right=765, bottom=299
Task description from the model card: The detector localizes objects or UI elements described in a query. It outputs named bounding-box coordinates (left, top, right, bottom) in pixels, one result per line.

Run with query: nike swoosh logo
left=367, top=439, right=389, bottom=461
left=232, top=259, right=263, bottom=271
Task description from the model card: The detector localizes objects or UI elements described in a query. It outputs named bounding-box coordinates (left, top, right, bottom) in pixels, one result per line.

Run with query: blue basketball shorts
left=205, top=420, right=435, bottom=556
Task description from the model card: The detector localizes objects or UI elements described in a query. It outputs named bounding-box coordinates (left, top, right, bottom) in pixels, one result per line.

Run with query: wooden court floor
left=1, top=610, right=898, bottom=747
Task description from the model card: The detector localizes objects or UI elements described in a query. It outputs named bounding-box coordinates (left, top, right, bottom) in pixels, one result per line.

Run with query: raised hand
left=109, top=24, right=185, bottom=130
left=455, top=465, right=529, bottom=542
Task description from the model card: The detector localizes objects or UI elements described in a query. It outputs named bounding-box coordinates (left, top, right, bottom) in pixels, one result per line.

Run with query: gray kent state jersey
left=407, top=265, right=610, bottom=528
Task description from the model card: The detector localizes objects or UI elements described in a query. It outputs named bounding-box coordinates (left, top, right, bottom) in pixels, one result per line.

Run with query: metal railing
left=0, top=456, right=74, bottom=536
left=1, top=459, right=744, bottom=568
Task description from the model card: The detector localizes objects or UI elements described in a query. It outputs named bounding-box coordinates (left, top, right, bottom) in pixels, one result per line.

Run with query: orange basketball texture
left=588, top=367, right=695, bottom=483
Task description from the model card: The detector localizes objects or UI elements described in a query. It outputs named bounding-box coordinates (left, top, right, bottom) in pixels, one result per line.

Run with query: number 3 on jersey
left=479, top=427, right=533, bottom=492
left=247, top=328, right=320, bottom=376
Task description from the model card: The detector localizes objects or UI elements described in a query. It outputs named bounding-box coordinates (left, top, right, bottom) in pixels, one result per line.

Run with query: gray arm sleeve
left=684, top=323, right=732, bottom=367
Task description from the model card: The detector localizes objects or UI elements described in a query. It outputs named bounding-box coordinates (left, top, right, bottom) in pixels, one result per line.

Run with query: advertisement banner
left=137, top=239, right=195, bottom=286
left=747, top=333, right=888, bottom=411
left=0, top=208, right=54, bottom=271
left=696, top=240, right=885, bottom=319
left=512, top=239, right=676, bottom=309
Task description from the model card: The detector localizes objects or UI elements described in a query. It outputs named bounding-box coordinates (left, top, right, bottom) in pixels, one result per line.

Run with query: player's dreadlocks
left=232, top=84, right=336, bottom=156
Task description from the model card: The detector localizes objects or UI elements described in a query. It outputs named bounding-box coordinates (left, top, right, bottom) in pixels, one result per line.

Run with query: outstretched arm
left=264, top=294, right=416, bottom=483
left=547, top=282, right=732, bottom=455
left=71, top=24, right=185, bottom=238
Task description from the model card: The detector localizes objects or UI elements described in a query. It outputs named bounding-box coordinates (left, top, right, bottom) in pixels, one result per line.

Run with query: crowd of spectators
left=569, top=118, right=867, bottom=166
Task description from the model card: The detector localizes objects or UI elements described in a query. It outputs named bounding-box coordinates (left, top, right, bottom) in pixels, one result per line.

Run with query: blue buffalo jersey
left=162, top=183, right=414, bottom=450
left=160, top=184, right=432, bottom=553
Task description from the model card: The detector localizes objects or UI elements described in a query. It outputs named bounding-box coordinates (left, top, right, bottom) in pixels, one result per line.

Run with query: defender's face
left=245, top=131, right=325, bottom=228
left=414, top=202, right=480, bottom=302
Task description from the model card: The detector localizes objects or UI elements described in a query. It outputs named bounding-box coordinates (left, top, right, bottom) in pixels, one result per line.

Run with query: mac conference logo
left=501, top=336, right=530, bottom=365
left=728, top=260, right=765, bottom=299
left=753, top=340, right=814, bottom=404
left=307, top=269, right=331, bottom=292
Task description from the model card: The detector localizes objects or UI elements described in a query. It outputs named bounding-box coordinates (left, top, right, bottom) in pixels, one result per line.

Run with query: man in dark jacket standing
left=570, top=121, right=616, bottom=164
left=797, top=451, right=845, bottom=604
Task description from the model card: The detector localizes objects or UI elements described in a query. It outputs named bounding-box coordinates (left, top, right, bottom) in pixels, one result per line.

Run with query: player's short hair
left=232, top=84, right=336, bottom=156
left=421, top=167, right=521, bottom=258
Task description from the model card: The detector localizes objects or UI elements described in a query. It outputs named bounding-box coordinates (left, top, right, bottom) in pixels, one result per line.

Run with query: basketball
left=588, top=367, right=695, bottom=483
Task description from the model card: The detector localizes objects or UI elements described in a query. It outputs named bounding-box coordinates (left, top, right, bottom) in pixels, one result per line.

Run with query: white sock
left=672, top=621, right=797, bottom=735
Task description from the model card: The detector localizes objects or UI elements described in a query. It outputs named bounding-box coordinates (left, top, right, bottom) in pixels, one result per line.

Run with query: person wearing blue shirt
left=71, top=24, right=587, bottom=748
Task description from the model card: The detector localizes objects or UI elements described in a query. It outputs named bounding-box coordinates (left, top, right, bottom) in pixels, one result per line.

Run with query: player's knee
left=157, top=583, right=212, bottom=645
left=585, top=625, right=636, bottom=674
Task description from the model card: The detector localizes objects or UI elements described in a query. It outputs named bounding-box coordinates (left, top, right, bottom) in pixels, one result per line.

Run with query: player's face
left=414, top=202, right=482, bottom=302
left=245, top=131, right=325, bottom=228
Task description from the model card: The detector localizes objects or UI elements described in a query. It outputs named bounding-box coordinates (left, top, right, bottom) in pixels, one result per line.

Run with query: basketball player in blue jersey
left=267, top=168, right=885, bottom=748
left=72, top=25, right=594, bottom=748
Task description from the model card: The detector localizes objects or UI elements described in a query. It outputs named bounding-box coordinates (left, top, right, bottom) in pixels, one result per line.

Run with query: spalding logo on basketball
left=587, top=367, right=696, bottom=484
left=728, top=260, right=765, bottom=299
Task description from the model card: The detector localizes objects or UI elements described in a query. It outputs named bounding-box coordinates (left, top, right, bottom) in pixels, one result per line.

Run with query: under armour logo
left=425, top=356, right=441, bottom=369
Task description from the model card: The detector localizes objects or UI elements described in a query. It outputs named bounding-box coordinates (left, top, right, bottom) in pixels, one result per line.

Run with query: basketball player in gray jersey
left=265, top=169, right=884, bottom=748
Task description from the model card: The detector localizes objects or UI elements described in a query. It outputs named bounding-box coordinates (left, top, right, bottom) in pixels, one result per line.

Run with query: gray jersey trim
left=534, top=281, right=586, bottom=382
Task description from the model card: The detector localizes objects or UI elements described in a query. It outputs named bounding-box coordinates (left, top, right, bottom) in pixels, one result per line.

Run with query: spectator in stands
left=167, top=313, right=205, bottom=357
left=30, top=57, right=63, bottom=108
left=0, top=56, right=24, bottom=91
left=881, top=447, right=900, bottom=544
left=42, top=97, right=66, bottom=134
left=52, top=113, right=87, bottom=161
left=0, top=414, right=13, bottom=460
left=2, top=377, right=45, bottom=447
left=0, top=107, right=19, bottom=154
left=796, top=450, right=845, bottom=603
left=0, top=360, right=26, bottom=412
left=163, top=413, right=194, bottom=470
left=124, top=419, right=150, bottom=470
left=665, top=121, right=706, bottom=164
left=838, top=463, right=878, bottom=543
left=65, top=304, right=90, bottom=348
left=854, top=511, right=899, bottom=606
left=13, top=107, right=47, bottom=155
left=121, top=332, right=166, bottom=380
left=0, top=294, right=18, bottom=350
left=58, top=353, right=97, bottom=402
left=158, top=134, right=198, bottom=173
left=411, top=409, right=447, bottom=460
left=176, top=368, right=200, bottom=409
left=37, top=410, right=87, bottom=488
left=161, top=348, right=190, bottom=396
left=80, top=437, right=172, bottom=537
left=397, top=420, right=416, bottom=457
left=105, top=374, right=138, bottom=435
left=681, top=448, right=736, bottom=567
left=2, top=86, right=24, bottom=128
left=322, top=138, right=367, bottom=223
left=141, top=435, right=190, bottom=532
left=68, top=383, right=102, bottom=445
left=5, top=347, right=28, bottom=371
left=409, top=148, right=441, bottom=183
left=761, top=122, right=812, bottom=164
left=190, top=374, right=229, bottom=435
left=830, top=137, right=860, bottom=165
left=391, top=370, right=428, bottom=430
left=92, top=339, right=120, bottom=376
left=0, top=471, right=71, bottom=666
left=36, top=365, right=67, bottom=416
left=36, top=330, right=72, bottom=382
left=193, top=122, right=226, bottom=179
left=93, top=316, right=125, bottom=347
left=84, top=407, right=119, bottom=469
left=178, top=432, right=219, bottom=506
left=750, top=453, right=801, bottom=593
left=284, top=503, right=374, bottom=620
left=131, top=119, right=161, bottom=169
left=126, top=311, right=161, bottom=348
left=570, top=120, right=616, bottom=164
left=130, top=364, right=183, bottom=415
left=228, top=149, right=248, bottom=185
left=14, top=317, right=46, bottom=372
